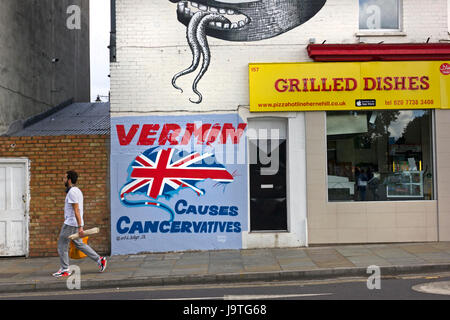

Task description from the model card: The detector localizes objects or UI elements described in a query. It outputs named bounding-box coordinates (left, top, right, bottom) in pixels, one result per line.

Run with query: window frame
left=357, top=0, right=403, bottom=35
left=448, top=0, right=450, bottom=34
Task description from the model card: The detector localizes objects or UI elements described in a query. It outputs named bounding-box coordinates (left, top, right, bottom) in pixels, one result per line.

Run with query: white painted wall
left=111, top=0, right=450, bottom=114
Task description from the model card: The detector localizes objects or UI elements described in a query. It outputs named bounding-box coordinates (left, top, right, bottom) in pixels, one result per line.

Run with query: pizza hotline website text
left=258, top=100, right=347, bottom=108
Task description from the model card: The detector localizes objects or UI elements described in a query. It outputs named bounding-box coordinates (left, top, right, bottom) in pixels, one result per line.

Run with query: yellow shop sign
left=249, top=61, right=450, bottom=112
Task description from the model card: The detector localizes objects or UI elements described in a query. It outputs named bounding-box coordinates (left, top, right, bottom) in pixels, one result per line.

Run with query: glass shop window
left=326, top=110, right=434, bottom=202
left=359, top=0, right=401, bottom=31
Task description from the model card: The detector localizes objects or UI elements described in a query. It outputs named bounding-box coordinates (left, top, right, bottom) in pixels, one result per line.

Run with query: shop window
left=326, top=110, right=434, bottom=202
left=359, top=0, right=401, bottom=31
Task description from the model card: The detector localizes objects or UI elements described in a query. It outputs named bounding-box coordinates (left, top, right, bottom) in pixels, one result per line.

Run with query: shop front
left=110, top=0, right=450, bottom=253
left=110, top=111, right=309, bottom=254
left=249, top=59, right=450, bottom=244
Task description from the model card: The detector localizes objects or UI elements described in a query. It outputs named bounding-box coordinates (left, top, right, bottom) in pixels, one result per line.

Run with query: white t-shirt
left=64, top=186, right=84, bottom=227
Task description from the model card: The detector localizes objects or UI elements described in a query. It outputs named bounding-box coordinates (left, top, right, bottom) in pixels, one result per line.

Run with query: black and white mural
left=169, top=0, right=327, bottom=103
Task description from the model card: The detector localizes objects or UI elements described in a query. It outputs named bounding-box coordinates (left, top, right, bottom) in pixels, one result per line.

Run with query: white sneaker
left=98, top=257, right=107, bottom=272
left=52, top=268, right=72, bottom=278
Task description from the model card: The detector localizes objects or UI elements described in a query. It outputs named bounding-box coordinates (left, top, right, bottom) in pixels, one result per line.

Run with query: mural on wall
left=119, top=147, right=235, bottom=222
left=169, top=0, right=327, bottom=103
left=111, top=114, right=248, bottom=254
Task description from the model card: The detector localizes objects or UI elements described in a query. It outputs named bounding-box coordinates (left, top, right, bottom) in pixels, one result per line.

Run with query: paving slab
left=278, top=258, right=317, bottom=271
left=372, top=248, right=418, bottom=259
left=412, top=252, right=450, bottom=263
left=335, top=246, right=374, bottom=257
left=344, top=256, right=392, bottom=268
left=305, top=248, right=354, bottom=268
left=400, top=244, right=443, bottom=254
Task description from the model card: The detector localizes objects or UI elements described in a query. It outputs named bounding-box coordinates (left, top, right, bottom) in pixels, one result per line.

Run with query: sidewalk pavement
left=1, top=242, right=450, bottom=294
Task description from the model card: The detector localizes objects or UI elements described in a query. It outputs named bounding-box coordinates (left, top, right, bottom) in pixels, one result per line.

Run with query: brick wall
left=0, top=135, right=110, bottom=257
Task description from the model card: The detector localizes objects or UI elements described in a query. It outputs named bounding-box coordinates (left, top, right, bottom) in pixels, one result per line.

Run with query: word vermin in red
left=116, top=123, right=247, bottom=146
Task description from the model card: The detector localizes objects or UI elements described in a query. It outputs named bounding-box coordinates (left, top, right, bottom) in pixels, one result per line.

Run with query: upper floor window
left=448, top=0, right=450, bottom=33
left=359, top=0, right=401, bottom=31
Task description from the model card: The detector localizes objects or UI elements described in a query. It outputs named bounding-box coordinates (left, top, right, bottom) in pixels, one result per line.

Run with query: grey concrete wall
left=0, top=0, right=90, bottom=134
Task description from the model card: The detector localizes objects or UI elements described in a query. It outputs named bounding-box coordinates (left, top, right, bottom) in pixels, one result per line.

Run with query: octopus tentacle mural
left=169, top=0, right=327, bottom=103
left=172, top=11, right=231, bottom=103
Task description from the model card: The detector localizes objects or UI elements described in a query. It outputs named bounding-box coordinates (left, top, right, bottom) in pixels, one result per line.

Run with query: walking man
left=53, top=170, right=107, bottom=277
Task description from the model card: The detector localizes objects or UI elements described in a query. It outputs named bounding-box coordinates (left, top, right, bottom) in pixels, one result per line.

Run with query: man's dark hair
left=67, top=170, right=78, bottom=184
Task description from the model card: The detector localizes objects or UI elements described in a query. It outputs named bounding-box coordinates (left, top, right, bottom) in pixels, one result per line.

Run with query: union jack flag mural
left=111, top=114, right=247, bottom=254
left=119, top=147, right=234, bottom=221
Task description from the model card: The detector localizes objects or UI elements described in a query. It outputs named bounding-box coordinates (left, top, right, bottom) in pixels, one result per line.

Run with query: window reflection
left=359, top=0, right=400, bottom=30
left=326, top=110, right=433, bottom=202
